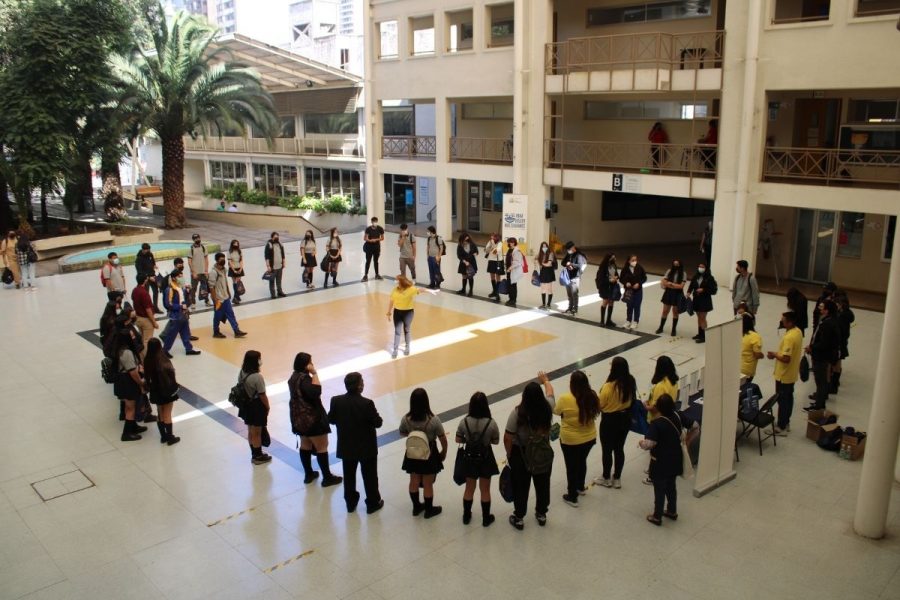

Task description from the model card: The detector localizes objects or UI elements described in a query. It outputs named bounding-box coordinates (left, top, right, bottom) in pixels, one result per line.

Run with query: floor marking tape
left=207, top=505, right=259, bottom=527
left=264, top=550, right=315, bottom=573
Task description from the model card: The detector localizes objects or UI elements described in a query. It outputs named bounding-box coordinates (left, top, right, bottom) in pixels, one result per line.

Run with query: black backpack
left=462, top=418, right=490, bottom=467
left=228, top=374, right=252, bottom=409
left=289, top=373, right=317, bottom=435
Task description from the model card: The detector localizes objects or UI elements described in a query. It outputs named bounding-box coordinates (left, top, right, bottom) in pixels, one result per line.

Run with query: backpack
left=522, top=255, right=528, bottom=273
left=289, top=374, right=318, bottom=435
left=462, top=418, right=489, bottom=467
left=522, top=429, right=554, bottom=475
left=160, top=274, right=172, bottom=310
left=405, top=417, right=432, bottom=460
left=228, top=374, right=253, bottom=409
left=100, top=264, right=110, bottom=287
left=438, top=236, right=446, bottom=256
left=100, top=357, right=114, bottom=384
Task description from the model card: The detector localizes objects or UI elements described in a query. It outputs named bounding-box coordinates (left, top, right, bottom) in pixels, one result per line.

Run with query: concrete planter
left=170, top=197, right=366, bottom=233
left=298, top=210, right=366, bottom=233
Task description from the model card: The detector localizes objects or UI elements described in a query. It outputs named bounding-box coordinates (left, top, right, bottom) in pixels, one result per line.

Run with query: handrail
left=545, top=29, right=724, bottom=75
left=182, top=135, right=363, bottom=158
left=544, top=139, right=717, bottom=176
left=762, top=146, right=900, bottom=188
left=381, top=135, right=437, bottom=160
left=449, top=137, right=513, bottom=164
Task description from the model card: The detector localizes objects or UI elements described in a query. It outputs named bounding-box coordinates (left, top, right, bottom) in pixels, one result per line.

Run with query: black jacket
left=328, top=392, right=383, bottom=460
left=457, top=242, right=478, bottom=275
left=264, top=240, right=285, bottom=266
left=810, top=316, right=841, bottom=363
left=619, top=264, right=648, bottom=288
left=134, top=251, right=156, bottom=277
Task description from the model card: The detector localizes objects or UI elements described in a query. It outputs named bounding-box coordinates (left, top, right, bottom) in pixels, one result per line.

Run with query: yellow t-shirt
left=774, top=327, right=803, bottom=384
left=599, top=382, right=632, bottom=413
left=647, top=378, right=679, bottom=421
left=741, top=331, right=763, bottom=377
left=391, top=286, right=418, bottom=310
left=552, top=392, right=598, bottom=445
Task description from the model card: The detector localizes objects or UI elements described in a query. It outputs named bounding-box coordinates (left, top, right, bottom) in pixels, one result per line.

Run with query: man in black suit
left=804, top=299, right=841, bottom=411
left=328, top=372, right=384, bottom=514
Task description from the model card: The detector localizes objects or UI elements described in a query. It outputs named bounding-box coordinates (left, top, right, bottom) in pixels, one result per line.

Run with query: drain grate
left=30, top=469, right=95, bottom=501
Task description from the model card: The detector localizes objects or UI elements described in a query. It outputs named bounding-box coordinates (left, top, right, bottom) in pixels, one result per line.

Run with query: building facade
left=363, top=0, right=900, bottom=293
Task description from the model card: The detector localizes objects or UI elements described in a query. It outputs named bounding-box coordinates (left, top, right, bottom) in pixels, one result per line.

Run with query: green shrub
left=242, top=189, right=271, bottom=206
left=298, top=195, right=325, bottom=213
left=348, top=203, right=367, bottom=216
left=323, top=194, right=351, bottom=214
left=277, top=195, right=303, bottom=210
left=223, top=182, right=248, bottom=203
left=204, top=187, right=225, bottom=199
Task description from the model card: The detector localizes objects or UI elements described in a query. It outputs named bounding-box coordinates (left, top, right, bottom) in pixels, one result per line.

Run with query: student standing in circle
left=596, top=357, right=636, bottom=489
left=264, top=232, right=286, bottom=299
left=504, top=237, right=525, bottom=307
left=237, top=350, right=272, bottom=465
left=426, top=226, right=445, bottom=289
left=456, top=233, right=478, bottom=296
left=537, top=241, right=558, bottom=309
left=397, top=223, right=417, bottom=280
left=362, top=217, right=384, bottom=282
left=656, top=259, right=686, bottom=336
left=300, top=230, right=317, bottom=289
left=740, top=314, right=764, bottom=383
left=455, top=392, right=500, bottom=526
left=385, top=275, right=436, bottom=359
left=227, top=240, right=245, bottom=304
left=113, top=330, right=147, bottom=442
left=484, top=233, right=505, bottom=302
left=289, top=352, right=342, bottom=487
left=324, top=227, right=342, bottom=287
left=143, top=338, right=180, bottom=445
left=620, top=255, right=647, bottom=330
left=687, top=262, right=717, bottom=343
left=640, top=394, right=694, bottom=526
left=560, top=241, right=587, bottom=315
left=553, top=371, right=600, bottom=508
left=643, top=356, right=679, bottom=484
left=596, top=253, right=621, bottom=327
left=400, top=388, right=448, bottom=519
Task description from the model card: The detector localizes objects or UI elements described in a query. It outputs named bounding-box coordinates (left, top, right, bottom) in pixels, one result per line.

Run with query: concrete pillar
left=854, top=226, right=900, bottom=539
left=362, top=0, right=382, bottom=223
left=434, top=97, right=452, bottom=239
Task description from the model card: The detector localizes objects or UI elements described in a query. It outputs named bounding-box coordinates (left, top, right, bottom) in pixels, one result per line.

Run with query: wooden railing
left=449, top=137, right=513, bottom=164
left=182, top=135, right=363, bottom=158
left=544, top=140, right=717, bottom=176
left=545, top=30, right=724, bottom=75
left=381, top=135, right=437, bottom=160
left=762, top=147, right=900, bottom=188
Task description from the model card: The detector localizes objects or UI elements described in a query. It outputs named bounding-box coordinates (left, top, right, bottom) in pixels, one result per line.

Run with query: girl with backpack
left=455, top=391, right=500, bottom=526
left=289, top=352, right=342, bottom=487
left=504, top=372, right=556, bottom=530
left=399, top=388, right=448, bottom=518
left=554, top=371, right=600, bottom=507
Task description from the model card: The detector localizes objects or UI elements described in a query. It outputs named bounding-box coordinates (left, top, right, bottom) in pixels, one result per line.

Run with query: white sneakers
left=624, top=321, right=639, bottom=330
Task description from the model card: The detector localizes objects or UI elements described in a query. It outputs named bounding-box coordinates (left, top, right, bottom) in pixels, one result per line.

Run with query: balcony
left=449, top=137, right=513, bottom=164
left=182, top=136, right=363, bottom=158
left=545, top=30, right=724, bottom=93
left=762, top=147, right=900, bottom=190
left=545, top=140, right=716, bottom=176
left=381, top=135, right=437, bottom=160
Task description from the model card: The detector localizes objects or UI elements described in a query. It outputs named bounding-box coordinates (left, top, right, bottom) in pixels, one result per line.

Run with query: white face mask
left=112, top=258, right=120, bottom=265
left=630, top=261, right=637, bottom=267
left=698, top=267, right=706, bottom=274
left=541, top=245, right=548, bottom=251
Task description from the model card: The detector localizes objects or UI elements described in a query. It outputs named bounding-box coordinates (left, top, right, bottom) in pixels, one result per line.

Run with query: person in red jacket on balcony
left=648, top=122, right=669, bottom=171
left=697, top=119, right=718, bottom=171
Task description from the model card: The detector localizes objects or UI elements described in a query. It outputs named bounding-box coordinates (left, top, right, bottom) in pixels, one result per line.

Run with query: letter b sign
left=612, top=173, right=623, bottom=191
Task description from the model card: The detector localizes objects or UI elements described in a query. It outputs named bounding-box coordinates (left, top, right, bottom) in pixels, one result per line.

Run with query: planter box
left=32, top=231, right=113, bottom=260
left=299, top=210, right=366, bottom=233
left=170, top=197, right=367, bottom=234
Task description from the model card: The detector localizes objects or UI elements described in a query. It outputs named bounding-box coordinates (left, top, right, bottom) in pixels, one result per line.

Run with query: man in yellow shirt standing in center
left=767, top=311, right=803, bottom=435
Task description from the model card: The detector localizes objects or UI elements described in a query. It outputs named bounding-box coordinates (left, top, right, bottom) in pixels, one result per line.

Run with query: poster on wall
left=502, top=193, right=528, bottom=253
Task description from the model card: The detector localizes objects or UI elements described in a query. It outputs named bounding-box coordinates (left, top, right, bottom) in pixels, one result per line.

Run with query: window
left=251, top=116, right=296, bottom=139
left=772, top=0, right=830, bottom=24
left=884, top=215, right=896, bottom=260
left=837, top=212, right=865, bottom=258
left=210, top=161, right=247, bottom=189
left=383, top=108, right=414, bottom=135
left=446, top=9, right=474, bottom=53
left=848, top=99, right=900, bottom=123
left=378, top=20, right=398, bottom=58
left=461, top=102, right=514, bottom=120
left=304, top=113, right=358, bottom=134
left=602, top=192, right=714, bottom=220
left=410, top=15, right=435, bottom=56
left=856, top=0, right=900, bottom=16
left=303, top=167, right=362, bottom=204
left=488, top=3, right=514, bottom=48
left=585, top=100, right=709, bottom=120
left=252, top=163, right=298, bottom=197
left=587, top=1, right=711, bottom=27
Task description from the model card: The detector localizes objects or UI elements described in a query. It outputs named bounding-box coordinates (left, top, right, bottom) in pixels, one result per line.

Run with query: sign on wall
left=502, top=193, right=528, bottom=253
left=612, top=173, right=642, bottom=194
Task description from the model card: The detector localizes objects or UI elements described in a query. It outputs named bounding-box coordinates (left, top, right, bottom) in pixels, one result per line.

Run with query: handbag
left=662, top=416, right=694, bottom=480
left=612, top=284, right=622, bottom=301
left=466, top=265, right=476, bottom=278
left=498, top=465, right=514, bottom=503
left=319, top=255, right=331, bottom=272
left=261, top=271, right=273, bottom=281
left=26, top=246, right=38, bottom=263
left=531, top=270, right=541, bottom=287
left=558, top=269, right=570, bottom=287
left=497, top=278, right=510, bottom=295
left=678, top=294, right=693, bottom=316
left=622, top=287, right=634, bottom=304
left=453, top=447, right=467, bottom=486
left=629, top=397, right=648, bottom=435
left=1, top=267, right=12, bottom=285
left=549, top=422, right=560, bottom=442
left=234, top=279, right=246, bottom=296
left=799, top=355, right=810, bottom=383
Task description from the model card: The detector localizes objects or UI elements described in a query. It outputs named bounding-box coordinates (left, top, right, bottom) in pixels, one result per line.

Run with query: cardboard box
left=841, top=433, right=866, bottom=461
left=806, top=409, right=840, bottom=442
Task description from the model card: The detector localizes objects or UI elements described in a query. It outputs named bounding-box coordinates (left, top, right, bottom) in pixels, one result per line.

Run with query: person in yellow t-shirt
left=767, top=311, right=803, bottom=435
left=646, top=356, right=679, bottom=422
left=740, top=313, right=764, bottom=381
left=386, top=275, right=437, bottom=359
left=553, top=370, right=600, bottom=507
left=595, top=357, right=637, bottom=489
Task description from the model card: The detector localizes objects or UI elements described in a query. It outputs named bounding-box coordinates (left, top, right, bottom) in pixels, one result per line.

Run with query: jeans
left=399, top=257, right=416, bottom=280
left=392, top=309, right=414, bottom=353
left=21, top=262, right=35, bottom=286
left=268, top=268, right=284, bottom=297
left=652, top=477, right=677, bottom=518
left=560, top=440, right=595, bottom=497
left=599, top=410, right=630, bottom=480
left=161, top=313, right=194, bottom=352
left=427, top=256, right=441, bottom=287
left=364, top=245, right=380, bottom=277
left=626, top=288, right=644, bottom=323
left=566, top=280, right=581, bottom=311
left=213, top=298, right=240, bottom=334
left=342, top=457, right=381, bottom=509
left=775, top=381, right=794, bottom=429
left=510, top=445, right=551, bottom=519
left=812, top=359, right=830, bottom=408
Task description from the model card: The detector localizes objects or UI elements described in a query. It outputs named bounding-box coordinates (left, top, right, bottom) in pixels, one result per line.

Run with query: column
left=434, top=97, right=452, bottom=239
left=362, top=0, right=382, bottom=223
left=854, top=225, right=900, bottom=539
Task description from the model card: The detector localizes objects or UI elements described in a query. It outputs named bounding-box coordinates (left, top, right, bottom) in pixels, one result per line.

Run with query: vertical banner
left=501, top=193, right=528, bottom=253
left=693, top=318, right=741, bottom=497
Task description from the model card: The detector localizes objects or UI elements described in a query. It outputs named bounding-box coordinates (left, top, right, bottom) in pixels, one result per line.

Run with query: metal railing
left=449, top=137, right=514, bottom=164
left=182, top=135, right=363, bottom=158
left=544, top=140, right=717, bottom=176
left=762, top=147, right=900, bottom=188
left=545, top=30, right=724, bottom=75
left=381, top=135, right=437, bottom=160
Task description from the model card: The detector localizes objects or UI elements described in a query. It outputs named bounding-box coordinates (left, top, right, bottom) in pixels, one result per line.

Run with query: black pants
left=652, top=476, right=677, bottom=518
left=364, top=245, right=380, bottom=277
left=508, top=281, right=518, bottom=303
left=140, top=274, right=160, bottom=309
left=342, top=457, right=381, bottom=509
left=599, top=410, right=630, bottom=480
left=510, top=445, right=551, bottom=518
left=813, top=359, right=830, bottom=408
left=189, top=273, right=208, bottom=305
left=560, top=440, right=594, bottom=497
left=775, top=381, right=794, bottom=430
left=268, top=268, right=283, bottom=297
left=566, top=280, right=580, bottom=311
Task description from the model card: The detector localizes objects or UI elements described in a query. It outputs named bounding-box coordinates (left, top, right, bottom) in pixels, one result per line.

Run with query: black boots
left=317, top=452, right=343, bottom=487
left=481, top=501, right=495, bottom=527
left=157, top=422, right=180, bottom=445
left=655, top=317, right=667, bottom=334
left=694, top=328, right=705, bottom=343
left=606, top=305, right=616, bottom=327
left=489, top=280, right=499, bottom=300
left=121, top=419, right=144, bottom=442
left=463, top=499, right=473, bottom=525
left=831, top=371, right=841, bottom=394
left=671, top=317, right=679, bottom=337
left=410, top=491, right=424, bottom=516
left=299, top=449, right=319, bottom=484
left=423, top=496, right=442, bottom=519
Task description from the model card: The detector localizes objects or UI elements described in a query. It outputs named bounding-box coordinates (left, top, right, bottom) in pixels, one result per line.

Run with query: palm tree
left=113, top=5, right=277, bottom=228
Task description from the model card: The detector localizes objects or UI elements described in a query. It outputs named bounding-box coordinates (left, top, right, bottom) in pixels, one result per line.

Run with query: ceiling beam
left=230, top=49, right=328, bottom=86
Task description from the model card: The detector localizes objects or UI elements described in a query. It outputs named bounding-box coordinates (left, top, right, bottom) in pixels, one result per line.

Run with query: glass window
left=772, top=0, right=830, bottom=24
left=884, top=215, right=896, bottom=260
left=304, top=113, right=359, bottom=134
left=305, top=166, right=322, bottom=196
left=856, top=0, right=900, bottom=17
left=410, top=16, right=435, bottom=56
left=462, top=103, right=514, bottom=120
left=210, top=161, right=246, bottom=189
left=493, top=182, right=509, bottom=212
left=587, top=1, right=711, bottom=27
left=379, top=20, right=398, bottom=58
left=585, top=100, right=709, bottom=120
left=279, top=117, right=296, bottom=138
left=488, top=3, right=514, bottom=48
left=837, top=212, right=865, bottom=258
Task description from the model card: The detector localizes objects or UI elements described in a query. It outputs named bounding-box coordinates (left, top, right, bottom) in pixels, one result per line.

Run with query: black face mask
left=217, top=259, right=226, bottom=267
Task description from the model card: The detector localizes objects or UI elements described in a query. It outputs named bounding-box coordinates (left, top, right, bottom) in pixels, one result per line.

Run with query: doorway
left=793, top=209, right=835, bottom=282
left=792, top=99, right=841, bottom=148
left=384, top=174, right=415, bottom=225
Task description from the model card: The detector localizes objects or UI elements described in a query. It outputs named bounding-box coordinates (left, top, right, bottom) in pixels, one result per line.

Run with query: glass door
left=466, top=181, right=481, bottom=231
left=792, top=209, right=836, bottom=283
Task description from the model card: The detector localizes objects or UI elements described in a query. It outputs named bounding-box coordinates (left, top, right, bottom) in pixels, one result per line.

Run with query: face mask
left=273, top=237, right=279, bottom=243
left=541, top=245, right=548, bottom=251
left=567, top=249, right=574, bottom=254
left=630, top=261, right=638, bottom=267
left=194, top=240, right=200, bottom=246
left=112, top=258, right=120, bottom=265
left=698, top=267, right=706, bottom=274
left=673, top=264, right=680, bottom=270
left=217, top=259, right=225, bottom=267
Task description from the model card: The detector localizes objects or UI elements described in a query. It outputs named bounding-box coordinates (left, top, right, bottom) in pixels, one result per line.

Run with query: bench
left=135, top=185, right=162, bottom=200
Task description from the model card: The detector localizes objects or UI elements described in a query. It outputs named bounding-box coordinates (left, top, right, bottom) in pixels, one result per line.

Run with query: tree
left=113, top=4, right=278, bottom=228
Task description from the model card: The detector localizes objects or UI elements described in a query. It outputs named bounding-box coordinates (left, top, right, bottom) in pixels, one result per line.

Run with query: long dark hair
left=111, top=330, right=134, bottom=369
left=651, top=355, right=679, bottom=385
left=241, top=350, right=261, bottom=374
left=655, top=394, right=678, bottom=423
left=667, top=259, right=684, bottom=283
left=99, top=301, right=119, bottom=337
left=537, top=242, right=553, bottom=265
left=742, top=313, right=756, bottom=335
left=293, top=352, right=312, bottom=373
left=408, top=387, right=433, bottom=421
left=467, top=391, right=491, bottom=419
left=143, top=338, right=169, bottom=385
left=607, top=357, right=637, bottom=405
left=786, top=287, right=806, bottom=313
left=570, top=370, right=600, bottom=425
left=517, top=382, right=552, bottom=432
left=599, top=253, right=616, bottom=273
left=229, top=239, right=241, bottom=256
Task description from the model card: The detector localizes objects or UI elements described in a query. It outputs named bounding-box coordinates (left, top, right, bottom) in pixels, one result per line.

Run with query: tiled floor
left=1, top=231, right=899, bottom=600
